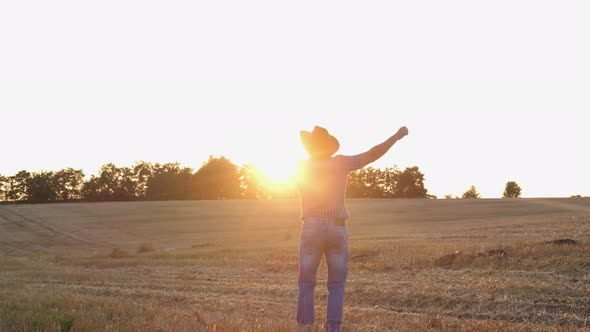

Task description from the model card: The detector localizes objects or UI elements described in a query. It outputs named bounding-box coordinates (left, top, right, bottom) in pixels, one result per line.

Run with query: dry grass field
left=1, top=198, right=589, bottom=331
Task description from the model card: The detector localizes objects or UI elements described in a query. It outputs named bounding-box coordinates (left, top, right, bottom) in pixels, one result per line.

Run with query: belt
left=303, top=217, right=347, bottom=226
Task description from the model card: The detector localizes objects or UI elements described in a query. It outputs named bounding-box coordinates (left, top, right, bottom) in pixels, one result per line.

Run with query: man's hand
left=358, top=126, right=410, bottom=168
left=395, top=126, right=409, bottom=139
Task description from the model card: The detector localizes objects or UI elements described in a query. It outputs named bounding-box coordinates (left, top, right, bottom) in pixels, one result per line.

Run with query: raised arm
left=358, top=126, right=409, bottom=168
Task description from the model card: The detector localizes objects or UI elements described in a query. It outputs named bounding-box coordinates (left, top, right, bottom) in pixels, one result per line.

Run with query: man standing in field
left=296, top=125, right=409, bottom=331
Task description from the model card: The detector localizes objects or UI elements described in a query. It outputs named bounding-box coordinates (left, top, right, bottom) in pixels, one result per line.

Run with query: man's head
left=300, top=126, right=340, bottom=159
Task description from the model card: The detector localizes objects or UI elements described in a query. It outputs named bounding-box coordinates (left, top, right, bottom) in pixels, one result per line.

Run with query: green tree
left=394, top=166, right=428, bottom=198
left=192, top=156, right=241, bottom=200
left=380, top=167, right=400, bottom=198
left=132, top=161, right=154, bottom=200
left=346, top=166, right=433, bottom=198
left=98, top=163, right=119, bottom=201
left=27, top=171, right=57, bottom=203
left=146, top=163, right=193, bottom=200
left=4, top=176, right=17, bottom=201
left=346, top=168, right=366, bottom=198
left=502, top=181, right=522, bottom=198
left=82, top=163, right=136, bottom=202
left=7, top=171, right=31, bottom=201
left=347, top=167, right=388, bottom=198
left=116, top=166, right=138, bottom=201
left=462, top=185, right=480, bottom=199
left=0, top=174, right=6, bottom=201
left=54, top=168, right=85, bottom=201
left=81, top=176, right=101, bottom=201
left=347, top=166, right=428, bottom=198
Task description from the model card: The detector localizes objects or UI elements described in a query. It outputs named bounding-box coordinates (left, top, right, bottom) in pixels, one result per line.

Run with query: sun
left=258, top=160, right=298, bottom=184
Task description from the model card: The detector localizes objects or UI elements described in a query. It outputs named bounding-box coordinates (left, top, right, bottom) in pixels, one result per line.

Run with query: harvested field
left=1, top=198, right=589, bottom=331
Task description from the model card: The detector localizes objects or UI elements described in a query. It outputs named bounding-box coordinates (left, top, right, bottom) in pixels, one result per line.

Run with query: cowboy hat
left=300, top=126, right=340, bottom=158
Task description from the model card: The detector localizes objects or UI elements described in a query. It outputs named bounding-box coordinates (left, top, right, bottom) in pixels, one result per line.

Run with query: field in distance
left=1, top=198, right=589, bottom=331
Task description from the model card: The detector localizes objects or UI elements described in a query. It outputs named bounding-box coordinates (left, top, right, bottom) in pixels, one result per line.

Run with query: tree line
left=444, top=181, right=523, bottom=199
left=346, top=166, right=432, bottom=198
left=0, top=156, right=430, bottom=203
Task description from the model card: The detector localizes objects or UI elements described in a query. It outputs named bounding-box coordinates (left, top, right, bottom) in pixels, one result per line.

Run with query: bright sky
left=1, top=1, right=589, bottom=198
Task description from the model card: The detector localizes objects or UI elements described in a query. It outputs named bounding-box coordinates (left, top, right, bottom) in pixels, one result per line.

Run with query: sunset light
left=258, top=159, right=298, bottom=185
left=1, top=1, right=590, bottom=330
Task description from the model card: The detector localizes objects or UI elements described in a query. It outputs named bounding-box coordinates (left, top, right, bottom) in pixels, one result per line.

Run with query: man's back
left=297, top=155, right=361, bottom=222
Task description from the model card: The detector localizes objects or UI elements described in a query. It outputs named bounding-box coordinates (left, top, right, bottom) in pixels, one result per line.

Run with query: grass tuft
left=108, top=248, right=129, bottom=259
left=137, top=243, right=154, bottom=254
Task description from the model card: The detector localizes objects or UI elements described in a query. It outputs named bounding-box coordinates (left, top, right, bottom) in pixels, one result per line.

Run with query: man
left=296, top=125, right=409, bottom=331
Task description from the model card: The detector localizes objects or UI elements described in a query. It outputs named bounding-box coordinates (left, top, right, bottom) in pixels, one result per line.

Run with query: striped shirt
left=296, top=155, right=363, bottom=222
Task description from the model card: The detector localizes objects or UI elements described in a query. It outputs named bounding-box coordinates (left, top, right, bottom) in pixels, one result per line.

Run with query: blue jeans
left=297, top=219, right=350, bottom=332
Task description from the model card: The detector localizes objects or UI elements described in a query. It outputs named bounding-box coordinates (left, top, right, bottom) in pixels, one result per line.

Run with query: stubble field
left=0, top=198, right=589, bottom=331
